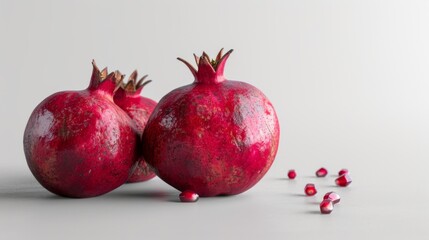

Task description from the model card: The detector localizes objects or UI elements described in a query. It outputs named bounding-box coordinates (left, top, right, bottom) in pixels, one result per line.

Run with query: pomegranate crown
left=177, top=48, right=233, bottom=83
left=119, top=70, right=152, bottom=94
left=89, top=60, right=124, bottom=94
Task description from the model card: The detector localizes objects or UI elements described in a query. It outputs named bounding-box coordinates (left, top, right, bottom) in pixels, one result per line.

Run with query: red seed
left=287, top=169, right=296, bottom=179
left=316, top=167, right=328, bottom=177
left=304, top=183, right=317, bottom=196
left=335, top=174, right=352, bottom=187
left=323, top=191, right=341, bottom=204
left=179, top=190, right=199, bottom=202
left=338, top=169, right=349, bottom=176
left=320, top=199, right=334, bottom=214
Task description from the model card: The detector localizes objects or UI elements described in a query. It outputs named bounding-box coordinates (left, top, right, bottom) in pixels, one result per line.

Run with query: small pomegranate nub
left=304, top=183, right=317, bottom=196
left=320, top=199, right=334, bottom=214
left=287, top=169, right=297, bottom=179
left=335, top=174, right=352, bottom=187
left=323, top=191, right=341, bottom=204
left=179, top=190, right=199, bottom=202
left=316, top=167, right=328, bottom=177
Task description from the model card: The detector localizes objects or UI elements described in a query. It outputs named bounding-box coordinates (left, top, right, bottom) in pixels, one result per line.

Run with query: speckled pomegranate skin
left=114, top=73, right=157, bottom=183
left=23, top=63, right=138, bottom=198
left=142, top=50, right=280, bottom=197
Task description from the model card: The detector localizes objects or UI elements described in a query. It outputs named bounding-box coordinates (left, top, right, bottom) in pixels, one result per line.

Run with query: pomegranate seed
left=338, top=169, right=349, bottom=176
left=179, top=190, right=199, bottom=202
left=287, top=169, right=296, bottom=179
left=323, top=191, right=341, bottom=204
left=316, top=167, right=328, bottom=177
left=304, top=183, right=317, bottom=196
left=335, top=174, right=352, bottom=187
left=320, top=199, right=334, bottom=214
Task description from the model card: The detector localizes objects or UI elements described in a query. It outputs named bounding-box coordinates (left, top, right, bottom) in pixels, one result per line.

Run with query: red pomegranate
left=23, top=61, right=139, bottom=198
left=142, top=49, right=280, bottom=197
left=114, top=71, right=157, bottom=183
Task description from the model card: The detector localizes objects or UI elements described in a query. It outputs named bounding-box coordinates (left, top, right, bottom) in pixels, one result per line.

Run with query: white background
left=1, top=1, right=428, bottom=239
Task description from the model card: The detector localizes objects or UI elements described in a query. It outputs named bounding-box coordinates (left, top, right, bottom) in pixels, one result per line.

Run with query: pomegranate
left=114, top=71, right=157, bottom=183
left=23, top=61, right=139, bottom=198
left=142, top=49, right=280, bottom=197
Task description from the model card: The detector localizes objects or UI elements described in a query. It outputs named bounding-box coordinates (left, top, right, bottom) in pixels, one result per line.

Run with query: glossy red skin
left=143, top=79, right=280, bottom=197
left=114, top=88, right=157, bottom=183
left=23, top=71, right=138, bottom=198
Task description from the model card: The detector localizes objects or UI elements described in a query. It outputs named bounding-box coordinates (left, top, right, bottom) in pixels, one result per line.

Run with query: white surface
left=1, top=0, right=429, bottom=239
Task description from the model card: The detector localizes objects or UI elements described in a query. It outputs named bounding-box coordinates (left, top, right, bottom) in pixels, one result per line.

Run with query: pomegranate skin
left=142, top=49, right=280, bottom=197
left=23, top=62, right=138, bottom=198
left=114, top=72, right=157, bottom=183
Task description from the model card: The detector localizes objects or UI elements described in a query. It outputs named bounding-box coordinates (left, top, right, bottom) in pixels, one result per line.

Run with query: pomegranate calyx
left=88, top=60, right=124, bottom=95
left=177, top=48, right=233, bottom=84
left=121, top=70, right=151, bottom=93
